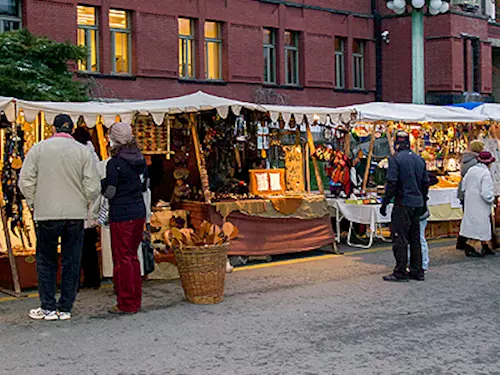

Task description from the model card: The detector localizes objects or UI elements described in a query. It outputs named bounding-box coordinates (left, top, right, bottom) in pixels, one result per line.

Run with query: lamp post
left=386, top=0, right=450, bottom=104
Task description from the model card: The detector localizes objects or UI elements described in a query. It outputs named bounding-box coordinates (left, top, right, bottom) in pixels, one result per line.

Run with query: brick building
left=1, top=0, right=500, bottom=106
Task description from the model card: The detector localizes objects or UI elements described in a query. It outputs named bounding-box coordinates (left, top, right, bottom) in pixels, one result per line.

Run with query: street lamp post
left=386, top=0, right=450, bottom=104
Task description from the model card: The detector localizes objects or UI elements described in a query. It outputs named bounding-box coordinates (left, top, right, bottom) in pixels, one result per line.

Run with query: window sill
left=178, top=78, right=228, bottom=86
left=334, top=88, right=373, bottom=94
left=77, top=72, right=137, bottom=81
left=263, top=84, right=304, bottom=90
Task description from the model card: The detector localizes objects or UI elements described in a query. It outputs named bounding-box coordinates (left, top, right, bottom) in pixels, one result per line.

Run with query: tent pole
left=362, top=125, right=377, bottom=192
left=190, top=114, right=212, bottom=204
left=387, top=124, right=395, bottom=156
left=1, top=205, right=21, bottom=295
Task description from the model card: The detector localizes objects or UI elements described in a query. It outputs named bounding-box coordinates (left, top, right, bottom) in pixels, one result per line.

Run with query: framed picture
left=249, top=169, right=286, bottom=196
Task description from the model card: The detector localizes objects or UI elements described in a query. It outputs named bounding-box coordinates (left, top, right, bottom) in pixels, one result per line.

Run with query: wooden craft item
left=283, top=145, right=305, bottom=193
left=305, top=122, right=324, bottom=194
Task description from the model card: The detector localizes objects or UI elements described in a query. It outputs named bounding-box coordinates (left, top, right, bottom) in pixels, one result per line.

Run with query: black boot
left=456, top=235, right=467, bottom=250
left=465, top=244, right=484, bottom=258
left=482, top=244, right=496, bottom=256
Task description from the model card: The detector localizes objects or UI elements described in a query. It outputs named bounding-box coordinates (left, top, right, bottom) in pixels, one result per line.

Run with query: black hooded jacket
left=382, top=147, right=430, bottom=208
left=102, top=145, right=148, bottom=223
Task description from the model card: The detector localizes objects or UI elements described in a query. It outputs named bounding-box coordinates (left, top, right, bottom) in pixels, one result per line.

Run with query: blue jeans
left=407, top=218, right=429, bottom=270
left=36, top=220, right=84, bottom=312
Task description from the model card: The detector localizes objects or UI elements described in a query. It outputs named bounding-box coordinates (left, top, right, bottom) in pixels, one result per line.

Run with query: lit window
left=179, top=18, right=195, bottom=78
left=263, top=28, right=276, bottom=84
left=285, top=31, right=299, bottom=86
left=0, top=0, right=21, bottom=32
left=353, top=40, right=365, bottom=90
left=334, top=37, right=346, bottom=89
left=110, top=9, right=131, bottom=74
left=77, top=5, right=99, bottom=72
left=205, top=21, right=222, bottom=80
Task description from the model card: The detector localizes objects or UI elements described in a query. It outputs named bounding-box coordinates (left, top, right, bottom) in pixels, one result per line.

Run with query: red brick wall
left=21, top=0, right=497, bottom=105
left=22, top=0, right=375, bottom=106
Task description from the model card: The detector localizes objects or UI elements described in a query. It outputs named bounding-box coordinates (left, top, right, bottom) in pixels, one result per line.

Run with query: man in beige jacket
left=19, top=114, right=100, bottom=321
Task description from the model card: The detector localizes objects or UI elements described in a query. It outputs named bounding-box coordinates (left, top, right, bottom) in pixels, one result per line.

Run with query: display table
left=175, top=194, right=335, bottom=256
left=327, top=188, right=463, bottom=249
left=327, top=199, right=393, bottom=249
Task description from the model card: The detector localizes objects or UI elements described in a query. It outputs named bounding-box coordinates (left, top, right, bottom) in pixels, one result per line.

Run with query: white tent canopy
left=0, top=92, right=490, bottom=127
left=0, top=96, right=15, bottom=120
left=260, top=104, right=354, bottom=125
left=15, top=91, right=265, bottom=128
left=472, top=103, right=500, bottom=121
left=339, top=102, right=489, bottom=123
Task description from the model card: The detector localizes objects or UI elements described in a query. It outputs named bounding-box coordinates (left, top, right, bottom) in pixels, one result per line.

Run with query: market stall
left=0, top=92, right=348, bottom=290
left=316, top=102, right=491, bottom=247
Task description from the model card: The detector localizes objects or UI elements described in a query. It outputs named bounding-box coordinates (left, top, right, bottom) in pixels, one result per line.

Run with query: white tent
left=0, top=96, right=15, bottom=120
left=14, top=91, right=265, bottom=127
left=472, top=103, right=500, bottom=121
left=339, top=102, right=489, bottom=123
left=261, top=104, right=354, bottom=125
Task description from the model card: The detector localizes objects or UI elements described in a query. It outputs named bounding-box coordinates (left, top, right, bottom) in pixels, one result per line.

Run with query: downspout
left=372, top=0, right=383, bottom=101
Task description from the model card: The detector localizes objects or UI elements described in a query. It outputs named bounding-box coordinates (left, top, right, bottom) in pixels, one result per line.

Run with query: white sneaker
left=58, top=312, right=71, bottom=321
left=29, top=307, right=59, bottom=321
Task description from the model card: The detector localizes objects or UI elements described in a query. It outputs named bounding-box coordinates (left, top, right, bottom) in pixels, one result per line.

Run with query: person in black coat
left=380, top=131, right=430, bottom=282
left=101, top=122, right=148, bottom=314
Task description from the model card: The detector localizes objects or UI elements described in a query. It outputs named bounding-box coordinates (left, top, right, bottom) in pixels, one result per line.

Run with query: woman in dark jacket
left=102, top=122, right=148, bottom=314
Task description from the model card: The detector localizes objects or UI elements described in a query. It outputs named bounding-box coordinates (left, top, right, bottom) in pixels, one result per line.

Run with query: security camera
left=381, top=30, right=390, bottom=44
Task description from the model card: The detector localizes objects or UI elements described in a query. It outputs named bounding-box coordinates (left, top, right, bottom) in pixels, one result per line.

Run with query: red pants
left=110, top=219, right=145, bottom=313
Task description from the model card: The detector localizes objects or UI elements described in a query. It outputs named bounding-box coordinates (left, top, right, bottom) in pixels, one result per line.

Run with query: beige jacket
left=19, top=134, right=101, bottom=221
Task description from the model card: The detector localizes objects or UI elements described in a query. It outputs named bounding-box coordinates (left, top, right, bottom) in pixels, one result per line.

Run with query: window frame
left=204, top=21, right=223, bottom=81
left=77, top=5, right=100, bottom=73
left=334, top=37, right=346, bottom=89
left=110, top=9, right=132, bottom=75
left=284, top=31, right=300, bottom=86
left=352, top=39, right=365, bottom=90
left=0, top=0, right=22, bottom=33
left=471, top=38, right=481, bottom=93
left=178, top=18, right=196, bottom=79
left=263, top=28, right=277, bottom=84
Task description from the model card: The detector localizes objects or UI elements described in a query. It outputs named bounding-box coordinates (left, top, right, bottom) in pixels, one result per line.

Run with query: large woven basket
left=173, top=243, right=229, bottom=304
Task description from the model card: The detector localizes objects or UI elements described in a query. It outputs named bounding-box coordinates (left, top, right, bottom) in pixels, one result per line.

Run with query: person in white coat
left=460, top=151, right=496, bottom=257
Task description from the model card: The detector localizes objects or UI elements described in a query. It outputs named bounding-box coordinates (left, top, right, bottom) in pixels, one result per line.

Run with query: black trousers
left=81, top=227, right=101, bottom=288
left=391, top=205, right=423, bottom=279
left=35, top=220, right=84, bottom=312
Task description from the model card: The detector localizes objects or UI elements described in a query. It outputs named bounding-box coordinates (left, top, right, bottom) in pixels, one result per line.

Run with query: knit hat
left=469, top=140, right=485, bottom=153
left=109, top=122, right=133, bottom=145
left=53, top=114, right=74, bottom=134
left=395, top=131, right=410, bottom=151
left=477, top=151, right=496, bottom=164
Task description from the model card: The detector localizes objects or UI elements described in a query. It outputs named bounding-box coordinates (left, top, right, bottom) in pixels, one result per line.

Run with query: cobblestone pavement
left=0, top=239, right=499, bottom=375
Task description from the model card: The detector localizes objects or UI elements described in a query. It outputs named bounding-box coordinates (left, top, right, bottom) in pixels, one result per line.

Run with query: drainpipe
left=372, top=0, right=383, bottom=101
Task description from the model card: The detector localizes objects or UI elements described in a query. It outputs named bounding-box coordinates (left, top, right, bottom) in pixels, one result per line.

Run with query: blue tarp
left=449, top=102, right=484, bottom=110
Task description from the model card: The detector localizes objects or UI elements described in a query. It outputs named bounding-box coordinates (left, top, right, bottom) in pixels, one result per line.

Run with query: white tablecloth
left=327, top=199, right=393, bottom=232
left=428, top=188, right=461, bottom=209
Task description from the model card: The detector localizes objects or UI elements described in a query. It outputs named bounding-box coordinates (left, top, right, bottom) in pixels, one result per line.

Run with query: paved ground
left=1, top=239, right=499, bottom=375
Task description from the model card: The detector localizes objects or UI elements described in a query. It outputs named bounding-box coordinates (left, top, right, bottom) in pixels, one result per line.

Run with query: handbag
left=142, top=223, right=155, bottom=275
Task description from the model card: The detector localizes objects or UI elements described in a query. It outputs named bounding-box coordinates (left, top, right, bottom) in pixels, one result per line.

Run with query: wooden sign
left=283, top=145, right=305, bottom=193
left=249, top=169, right=286, bottom=196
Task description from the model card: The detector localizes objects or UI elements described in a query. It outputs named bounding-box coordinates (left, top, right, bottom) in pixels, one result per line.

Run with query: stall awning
left=472, top=103, right=500, bottom=121
left=0, top=96, right=15, bottom=120
left=338, top=102, right=489, bottom=123
left=15, top=91, right=265, bottom=127
left=261, top=104, right=354, bottom=125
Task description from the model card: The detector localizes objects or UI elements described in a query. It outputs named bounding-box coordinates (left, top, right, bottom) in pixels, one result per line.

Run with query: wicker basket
left=173, top=243, right=229, bottom=304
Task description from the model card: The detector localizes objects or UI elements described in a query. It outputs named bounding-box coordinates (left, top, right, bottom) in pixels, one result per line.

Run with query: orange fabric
left=270, top=197, right=304, bottom=215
